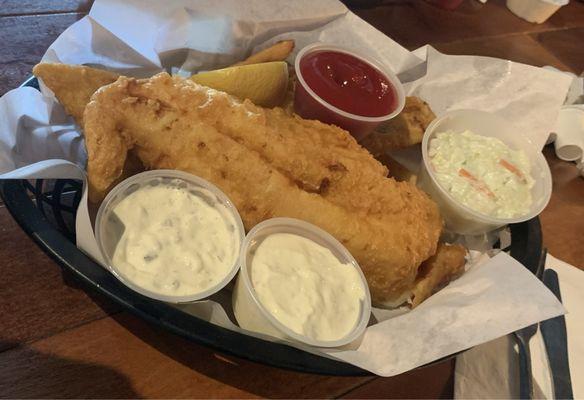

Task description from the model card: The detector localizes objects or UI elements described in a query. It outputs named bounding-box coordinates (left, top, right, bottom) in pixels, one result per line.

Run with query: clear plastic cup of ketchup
left=294, top=43, right=405, bottom=141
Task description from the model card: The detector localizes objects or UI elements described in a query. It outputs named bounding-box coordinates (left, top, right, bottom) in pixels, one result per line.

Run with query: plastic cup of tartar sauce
left=95, top=169, right=245, bottom=303
left=232, top=218, right=372, bottom=348
left=418, top=109, right=552, bottom=235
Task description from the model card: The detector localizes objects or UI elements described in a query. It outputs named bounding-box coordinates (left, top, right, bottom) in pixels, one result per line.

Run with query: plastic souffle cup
left=95, top=169, right=245, bottom=303
left=294, top=42, right=405, bottom=142
left=417, top=109, right=552, bottom=235
left=232, top=217, right=372, bottom=348
left=552, top=105, right=584, bottom=162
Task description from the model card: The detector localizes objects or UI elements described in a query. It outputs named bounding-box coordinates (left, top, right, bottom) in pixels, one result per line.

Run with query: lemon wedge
left=190, top=61, right=288, bottom=108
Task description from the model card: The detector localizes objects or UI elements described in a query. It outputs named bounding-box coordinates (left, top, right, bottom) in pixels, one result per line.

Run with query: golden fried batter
left=33, top=63, right=119, bottom=125
left=376, top=153, right=417, bottom=184
left=361, top=96, right=436, bottom=155
left=84, top=73, right=443, bottom=306
left=411, top=243, right=467, bottom=307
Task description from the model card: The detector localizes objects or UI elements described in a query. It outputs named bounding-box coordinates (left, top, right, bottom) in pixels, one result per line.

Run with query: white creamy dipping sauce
left=429, top=130, right=535, bottom=218
left=250, top=233, right=365, bottom=342
left=111, top=183, right=239, bottom=297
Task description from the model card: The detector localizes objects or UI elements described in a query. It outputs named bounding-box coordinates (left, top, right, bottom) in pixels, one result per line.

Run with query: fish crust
left=33, top=63, right=119, bottom=125
left=84, top=73, right=443, bottom=306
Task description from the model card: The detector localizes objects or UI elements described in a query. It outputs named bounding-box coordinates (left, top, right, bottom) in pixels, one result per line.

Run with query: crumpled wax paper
left=0, top=0, right=569, bottom=376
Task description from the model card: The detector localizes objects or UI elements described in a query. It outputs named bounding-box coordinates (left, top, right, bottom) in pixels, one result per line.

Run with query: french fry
left=234, top=40, right=295, bottom=66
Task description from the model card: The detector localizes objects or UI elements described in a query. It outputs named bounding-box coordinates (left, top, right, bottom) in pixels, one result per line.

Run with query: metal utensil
left=541, top=269, right=574, bottom=399
left=513, top=248, right=547, bottom=399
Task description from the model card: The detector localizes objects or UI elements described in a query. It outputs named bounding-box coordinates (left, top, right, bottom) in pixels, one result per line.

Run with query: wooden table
left=0, top=0, right=582, bottom=398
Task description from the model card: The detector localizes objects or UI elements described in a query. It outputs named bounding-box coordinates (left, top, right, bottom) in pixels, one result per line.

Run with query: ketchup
left=299, top=51, right=397, bottom=117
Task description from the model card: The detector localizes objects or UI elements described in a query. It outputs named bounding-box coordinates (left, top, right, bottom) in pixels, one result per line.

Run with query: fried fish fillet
left=361, top=96, right=436, bottom=156
left=376, top=153, right=417, bottom=184
left=84, top=73, right=443, bottom=306
left=33, top=63, right=119, bottom=125
left=411, top=243, right=466, bottom=307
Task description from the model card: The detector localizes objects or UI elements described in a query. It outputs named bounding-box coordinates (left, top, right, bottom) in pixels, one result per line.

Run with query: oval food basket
left=0, top=76, right=545, bottom=376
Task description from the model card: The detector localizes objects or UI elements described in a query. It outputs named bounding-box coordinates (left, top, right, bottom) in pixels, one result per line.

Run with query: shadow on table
left=108, top=312, right=454, bottom=398
left=55, top=271, right=364, bottom=397
left=0, top=340, right=140, bottom=399
left=58, top=259, right=453, bottom=397
left=52, top=256, right=454, bottom=398
left=108, top=312, right=362, bottom=398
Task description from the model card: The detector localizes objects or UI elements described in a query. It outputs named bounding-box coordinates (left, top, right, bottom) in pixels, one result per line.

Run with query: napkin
left=454, top=254, right=584, bottom=399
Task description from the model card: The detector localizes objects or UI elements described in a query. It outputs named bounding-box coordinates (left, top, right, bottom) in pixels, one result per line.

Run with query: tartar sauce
left=429, top=130, right=535, bottom=218
left=250, top=233, right=365, bottom=342
left=111, top=183, right=239, bottom=297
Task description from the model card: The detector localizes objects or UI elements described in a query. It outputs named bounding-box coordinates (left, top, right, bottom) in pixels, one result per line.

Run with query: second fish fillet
left=84, top=73, right=443, bottom=306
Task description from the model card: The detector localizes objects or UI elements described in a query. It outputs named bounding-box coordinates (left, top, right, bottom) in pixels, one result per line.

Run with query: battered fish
left=411, top=243, right=467, bottom=307
left=376, top=153, right=417, bottom=184
left=33, top=63, right=119, bottom=125
left=84, top=73, right=443, bottom=307
left=361, top=96, right=436, bottom=155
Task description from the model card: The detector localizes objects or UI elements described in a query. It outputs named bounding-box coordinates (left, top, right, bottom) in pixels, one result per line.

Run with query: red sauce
left=299, top=50, right=397, bottom=117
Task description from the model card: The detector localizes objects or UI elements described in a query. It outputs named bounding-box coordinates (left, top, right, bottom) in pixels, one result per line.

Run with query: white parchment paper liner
left=0, top=0, right=569, bottom=376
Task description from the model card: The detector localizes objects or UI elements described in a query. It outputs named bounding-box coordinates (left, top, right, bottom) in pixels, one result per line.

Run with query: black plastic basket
left=0, top=77, right=544, bottom=375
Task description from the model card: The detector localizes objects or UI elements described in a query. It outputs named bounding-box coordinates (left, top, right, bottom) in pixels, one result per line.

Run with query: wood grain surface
left=0, top=0, right=582, bottom=398
left=0, top=0, right=92, bottom=16
left=540, top=145, right=584, bottom=268
left=0, top=13, right=84, bottom=95
left=0, top=205, right=120, bottom=353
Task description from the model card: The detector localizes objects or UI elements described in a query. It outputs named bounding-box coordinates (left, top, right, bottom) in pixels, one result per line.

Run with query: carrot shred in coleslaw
left=499, top=159, right=527, bottom=183
left=458, top=168, right=496, bottom=199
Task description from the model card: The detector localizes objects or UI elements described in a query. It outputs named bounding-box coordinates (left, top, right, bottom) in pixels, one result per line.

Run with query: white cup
left=95, top=170, right=245, bottom=303
left=552, top=106, right=584, bottom=162
left=418, top=109, right=552, bottom=235
left=232, top=217, right=371, bottom=348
